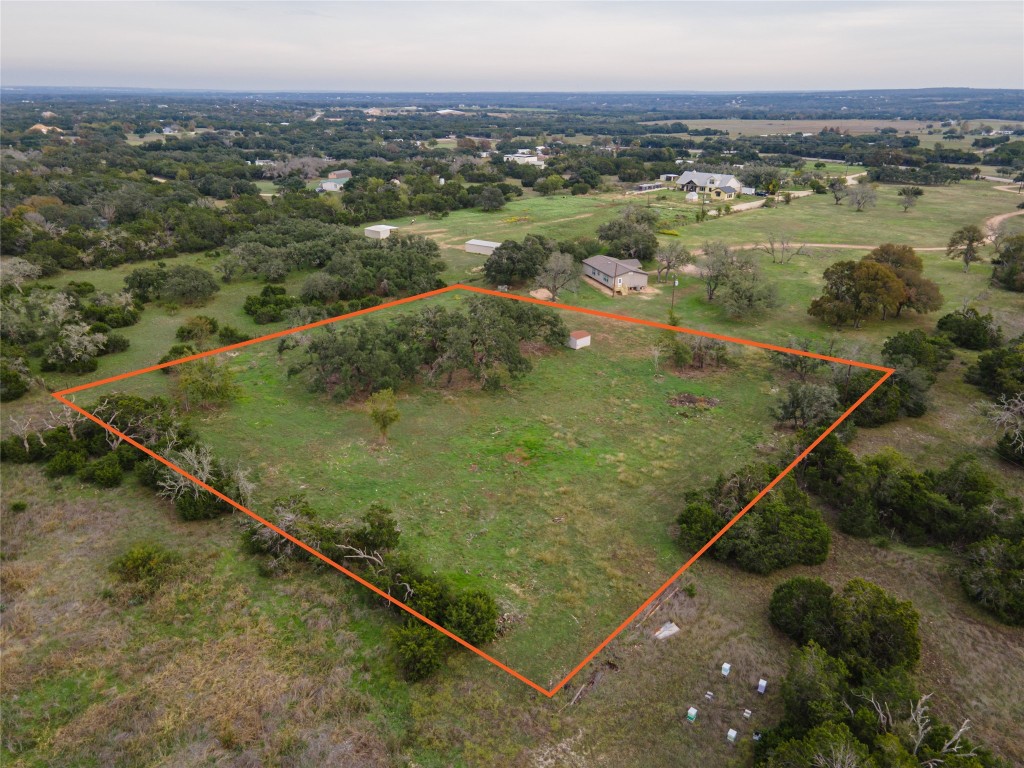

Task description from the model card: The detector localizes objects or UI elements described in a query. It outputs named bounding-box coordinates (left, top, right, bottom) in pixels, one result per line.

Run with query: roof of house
left=720, top=185, right=737, bottom=194
left=675, top=171, right=741, bottom=189
left=466, top=239, right=501, bottom=248
left=365, top=224, right=398, bottom=232
left=569, top=331, right=591, bottom=340
left=583, top=255, right=647, bottom=276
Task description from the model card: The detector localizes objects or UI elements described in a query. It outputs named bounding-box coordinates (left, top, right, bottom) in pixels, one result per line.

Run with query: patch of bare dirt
left=668, top=393, right=720, bottom=409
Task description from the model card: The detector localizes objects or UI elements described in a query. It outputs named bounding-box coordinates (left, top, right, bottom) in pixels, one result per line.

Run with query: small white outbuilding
left=568, top=331, right=591, bottom=350
left=464, top=239, right=502, bottom=256
left=364, top=224, right=398, bottom=240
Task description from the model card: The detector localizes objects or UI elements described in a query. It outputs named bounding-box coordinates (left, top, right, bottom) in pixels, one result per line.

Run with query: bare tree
left=653, top=241, right=694, bottom=282
left=534, top=251, right=581, bottom=300
left=44, top=405, right=86, bottom=441
left=0, top=258, right=41, bottom=293
left=990, top=392, right=1024, bottom=453
left=755, top=234, right=808, bottom=264
left=812, top=744, right=862, bottom=768
left=157, top=444, right=216, bottom=502
left=909, top=694, right=977, bottom=766
left=7, top=415, right=40, bottom=452
left=848, top=183, right=877, bottom=212
left=828, top=176, right=849, bottom=205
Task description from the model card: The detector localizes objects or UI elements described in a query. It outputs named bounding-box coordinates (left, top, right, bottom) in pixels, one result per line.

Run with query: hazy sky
left=2, top=1, right=1021, bottom=92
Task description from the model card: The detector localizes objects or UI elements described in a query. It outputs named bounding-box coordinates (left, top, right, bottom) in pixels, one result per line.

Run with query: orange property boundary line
left=53, top=284, right=894, bottom=698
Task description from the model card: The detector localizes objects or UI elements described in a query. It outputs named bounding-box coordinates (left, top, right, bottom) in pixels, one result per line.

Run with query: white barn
left=465, top=239, right=502, bottom=256
left=364, top=224, right=398, bottom=240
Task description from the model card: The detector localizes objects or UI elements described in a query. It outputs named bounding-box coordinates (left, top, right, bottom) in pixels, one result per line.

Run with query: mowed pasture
left=86, top=296, right=802, bottom=684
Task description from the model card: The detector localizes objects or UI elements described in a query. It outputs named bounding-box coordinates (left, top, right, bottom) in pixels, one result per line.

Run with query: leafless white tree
left=755, top=234, right=808, bottom=264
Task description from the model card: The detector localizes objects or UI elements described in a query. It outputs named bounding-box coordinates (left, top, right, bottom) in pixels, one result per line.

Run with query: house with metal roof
left=582, top=255, right=648, bottom=293
left=675, top=171, right=743, bottom=200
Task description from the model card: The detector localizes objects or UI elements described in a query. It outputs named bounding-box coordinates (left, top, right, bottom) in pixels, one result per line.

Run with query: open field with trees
left=2, top=91, right=1022, bottom=767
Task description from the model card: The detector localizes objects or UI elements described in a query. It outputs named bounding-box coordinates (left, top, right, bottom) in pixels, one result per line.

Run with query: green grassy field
left=84, top=297, right=795, bottom=684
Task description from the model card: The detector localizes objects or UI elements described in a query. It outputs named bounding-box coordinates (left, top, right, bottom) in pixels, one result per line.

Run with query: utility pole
left=671, top=276, right=679, bottom=314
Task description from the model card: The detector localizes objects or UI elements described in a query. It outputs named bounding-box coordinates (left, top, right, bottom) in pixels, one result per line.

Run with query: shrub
left=157, top=343, right=198, bottom=371
left=0, top=362, right=29, bottom=401
left=175, top=315, right=219, bottom=344
left=936, top=307, right=1002, bottom=350
left=217, top=325, right=250, bottom=345
left=78, top=452, right=124, bottom=488
left=101, top=332, right=131, bottom=355
left=44, top=449, right=88, bottom=478
left=175, top=490, right=232, bottom=521
left=966, top=335, right=1024, bottom=399
left=392, top=622, right=450, bottom=681
left=352, top=504, right=401, bottom=552
left=445, top=589, right=500, bottom=645
left=769, top=577, right=836, bottom=647
left=956, top=536, right=1024, bottom=626
left=109, top=542, right=180, bottom=600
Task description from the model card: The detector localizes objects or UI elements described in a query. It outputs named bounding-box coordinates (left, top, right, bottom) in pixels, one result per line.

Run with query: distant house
left=675, top=171, right=743, bottom=200
left=567, top=331, right=591, bottom=350
left=659, top=173, right=680, bottom=182
left=27, top=123, right=63, bottom=134
left=364, top=224, right=398, bottom=240
left=465, top=239, right=502, bottom=256
left=582, top=255, right=648, bottom=293
left=161, top=124, right=181, bottom=135
left=327, top=169, right=352, bottom=180
left=503, top=152, right=546, bottom=167
left=635, top=182, right=664, bottom=192
left=436, top=109, right=467, bottom=116
left=316, top=179, right=347, bottom=192
left=740, top=186, right=756, bottom=196
left=254, top=158, right=276, bottom=167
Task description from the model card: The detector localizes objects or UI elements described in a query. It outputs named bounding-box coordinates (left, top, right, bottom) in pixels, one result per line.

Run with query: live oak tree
left=484, top=234, right=553, bottom=286
left=533, top=251, right=581, bottom=300
left=861, top=243, right=943, bottom=318
left=808, top=260, right=906, bottom=328
left=653, top=241, right=694, bottom=282
left=596, top=206, right=659, bottom=262
left=947, top=224, right=986, bottom=272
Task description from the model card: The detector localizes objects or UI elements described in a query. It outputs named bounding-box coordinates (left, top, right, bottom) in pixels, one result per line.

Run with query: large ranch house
left=674, top=171, right=744, bottom=200
left=582, top=255, right=649, bottom=294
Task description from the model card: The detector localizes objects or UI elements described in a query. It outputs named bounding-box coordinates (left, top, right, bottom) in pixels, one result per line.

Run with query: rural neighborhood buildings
left=568, top=331, right=592, bottom=350
left=464, top=239, right=502, bottom=256
left=27, top=123, right=63, bottom=134
left=675, top=171, right=743, bottom=200
left=582, top=255, right=649, bottom=293
left=659, top=173, right=680, bottom=182
left=327, top=169, right=352, bottom=180
left=635, top=182, right=664, bottom=192
left=364, top=224, right=398, bottom=240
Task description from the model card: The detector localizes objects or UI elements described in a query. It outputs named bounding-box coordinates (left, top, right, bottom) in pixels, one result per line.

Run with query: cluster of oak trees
left=759, top=576, right=1006, bottom=767
left=290, top=296, right=568, bottom=399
